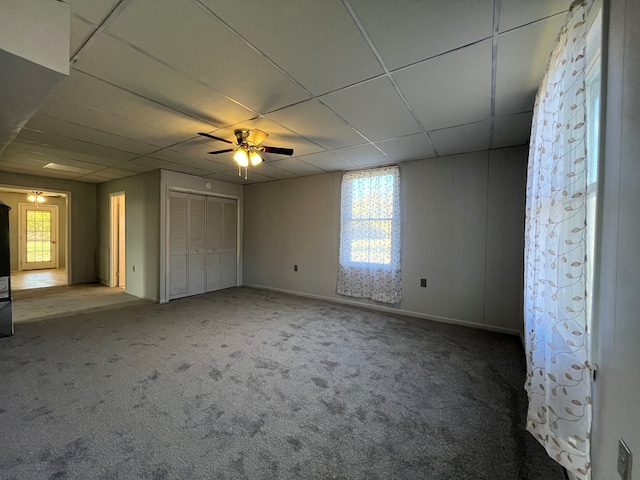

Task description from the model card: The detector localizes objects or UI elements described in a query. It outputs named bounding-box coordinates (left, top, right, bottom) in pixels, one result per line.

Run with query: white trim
left=109, top=192, right=125, bottom=289
left=242, top=283, right=521, bottom=336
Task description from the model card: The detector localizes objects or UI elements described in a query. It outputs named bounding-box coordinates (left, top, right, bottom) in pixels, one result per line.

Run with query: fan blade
left=262, top=146, right=294, bottom=156
left=198, top=132, right=234, bottom=144
left=207, top=148, right=235, bottom=155
left=247, top=129, right=268, bottom=145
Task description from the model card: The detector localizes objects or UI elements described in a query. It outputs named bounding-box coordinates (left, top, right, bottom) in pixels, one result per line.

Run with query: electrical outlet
left=294, top=265, right=298, bottom=272
left=618, top=437, right=633, bottom=480
left=132, top=265, right=135, bottom=272
left=420, top=278, right=427, bottom=288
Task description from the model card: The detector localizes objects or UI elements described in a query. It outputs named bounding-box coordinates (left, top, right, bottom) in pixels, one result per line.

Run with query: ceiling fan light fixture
left=233, top=148, right=249, bottom=167
left=249, top=151, right=263, bottom=166
left=28, top=191, right=45, bottom=204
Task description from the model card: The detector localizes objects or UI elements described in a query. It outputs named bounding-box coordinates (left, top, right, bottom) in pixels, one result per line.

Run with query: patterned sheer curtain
left=524, top=3, right=593, bottom=479
left=337, top=166, right=401, bottom=304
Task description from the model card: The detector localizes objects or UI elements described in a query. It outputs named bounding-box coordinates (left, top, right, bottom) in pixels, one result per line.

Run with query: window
left=336, top=166, right=401, bottom=304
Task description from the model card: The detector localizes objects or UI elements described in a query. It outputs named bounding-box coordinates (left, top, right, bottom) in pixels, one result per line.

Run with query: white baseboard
left=242, top=283, right=520, bottom=336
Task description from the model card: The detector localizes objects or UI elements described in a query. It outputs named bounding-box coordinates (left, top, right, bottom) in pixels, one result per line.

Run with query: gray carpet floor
left=0, top=286, right=566, bottom=479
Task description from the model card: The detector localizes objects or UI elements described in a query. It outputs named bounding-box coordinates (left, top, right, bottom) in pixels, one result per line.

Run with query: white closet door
left=188, top=195, right=206, bottom=295
left=221, top=199, right=237, bottom=288
left=169, top=192, right=188, bottom=298
left=206, top=197, right=222, bottom=292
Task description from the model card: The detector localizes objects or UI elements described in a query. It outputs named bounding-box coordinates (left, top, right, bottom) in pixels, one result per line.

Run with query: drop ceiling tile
left=491, top=112, right=533, bottom=148
left=7, top=138, right=125, bottom=167
left=350, top=0, right=493, bottom=70
left=333, top=144, right=390, bottom=168
left=0, top=163, right=81, bottom=180
left=217, top=171, right=275, bottom=184
left=205, top=173, right=251, bottom=185
left=105, top=0, right=310, bottom=113
left=200, top=0, right=383, bottom=95
left=251, top=163, right=299, bottom=180
left=499, top=0, right=569, bottom=32
left=91, top=167, right=144, bottom=179
left=73, top=33, right=256, bottom=127
left=110, top=161, right=155, bottom=173
left=17, top=128, right=138, bottom=163
left=429, top=120, right=491, bottom=156
left=152, top=147, right=233, bottom=173
left=375, top=133, right=437, bottom=162
left=393, top=40, right=492, bottom=131
left=266, top=100, right=367, bottom=150
left=24, top=114, right=159, bottom=155
left=320, top=77, right=421, bottom=141
left=268, top=158, right=325, bottom=176
left=70, top=15, right=96, bottom=57
left=299, top=151, right=355, bottom=171
left=0, top=150, right=51, bottom=169
left=75, top=173, right=119, bottom=183
left=67, top=0, right=121, bottom=24
left=495, top=15, right=565, bottom=116
left=45, top=72, right=214, bottom=146
left=129, top=156, right=211, bottom=177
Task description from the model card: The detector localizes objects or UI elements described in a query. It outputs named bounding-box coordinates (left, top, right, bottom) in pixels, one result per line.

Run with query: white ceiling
left=0, top=0, right=570, bottom=185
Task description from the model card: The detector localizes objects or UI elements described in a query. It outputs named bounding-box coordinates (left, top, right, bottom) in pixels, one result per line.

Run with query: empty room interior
left=1, top=1, right=639, bottom=479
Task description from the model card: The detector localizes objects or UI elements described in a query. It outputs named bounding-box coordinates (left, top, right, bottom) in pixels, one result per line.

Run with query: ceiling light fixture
left=233, top=146, right=263, bottom=178
left=27, top=191, right=45, bottom=206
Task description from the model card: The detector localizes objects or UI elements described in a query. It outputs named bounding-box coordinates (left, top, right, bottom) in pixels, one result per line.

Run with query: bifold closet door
left=169, top=192, right=188, bottom=298
left=221, top=200, right=237, bottom=288
left=169, top=192, right=237, bottom=300
left=188, top=195, right=206, bottom=295
left=206, top=197, right=222, bottom=292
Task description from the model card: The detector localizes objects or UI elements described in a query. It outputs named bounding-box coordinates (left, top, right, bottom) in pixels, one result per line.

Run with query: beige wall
left=591, top=0, right=640, bottom=478
left=0, top=191, right=67, bottom=271
left=243, top=146, right=526, bottom=334
left=0, top=173, right=96, bottom=284
left=98, top=169, right=243, bottom=303
left=98, top=170, right=161, bottom=302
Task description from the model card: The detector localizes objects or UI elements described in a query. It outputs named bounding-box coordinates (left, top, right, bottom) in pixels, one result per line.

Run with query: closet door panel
left=169, top=255, right=187, bottom=297
left=189, top=195, right=206, bottom=254
left=206, top=252, right=222, bottom=292
left=169, top=192, right=188, bottom=298
left=223, top=200, right=237, bottom=249
left=188, top=253, right=206, bottom=295
left=221, top=250, right=237, bottom=288
left=206, top=197, right=222, bottom=252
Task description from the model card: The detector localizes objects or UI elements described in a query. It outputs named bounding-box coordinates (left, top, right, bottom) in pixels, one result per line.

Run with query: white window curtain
left=524, top=3, right=592, bottom=479
left=337, top=166, right=401, bottom=304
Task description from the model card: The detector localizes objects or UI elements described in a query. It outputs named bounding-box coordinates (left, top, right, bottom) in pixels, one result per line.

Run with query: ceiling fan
left=198, top=129, right=294, bottom=178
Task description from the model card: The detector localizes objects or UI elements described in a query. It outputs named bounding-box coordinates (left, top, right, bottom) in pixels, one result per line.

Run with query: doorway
left=18, top=203, right=58, bottom=271
left=110, top=193, right=125, bottom=288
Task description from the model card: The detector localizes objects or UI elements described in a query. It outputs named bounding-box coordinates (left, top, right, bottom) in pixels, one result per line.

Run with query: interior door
left=19, top=204, right=58, bottom=271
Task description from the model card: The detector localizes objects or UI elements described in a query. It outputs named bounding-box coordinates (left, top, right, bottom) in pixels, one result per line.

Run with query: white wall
left=0, top=173, right=96, bottom=284
left=243, top=146, right=526, bottom=334
left=0, top=0, right=69, bottom=152
left=98, top=171, right=161, bottom=302
left=591, top=0, right=640, bottom=478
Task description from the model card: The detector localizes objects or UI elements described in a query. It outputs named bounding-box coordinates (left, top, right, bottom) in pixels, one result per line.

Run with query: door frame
left=164, top=187, right=239, bottom=303
left=17, top=202, right=59, bottom=271
left=110, top=192, right=126, bottom=288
